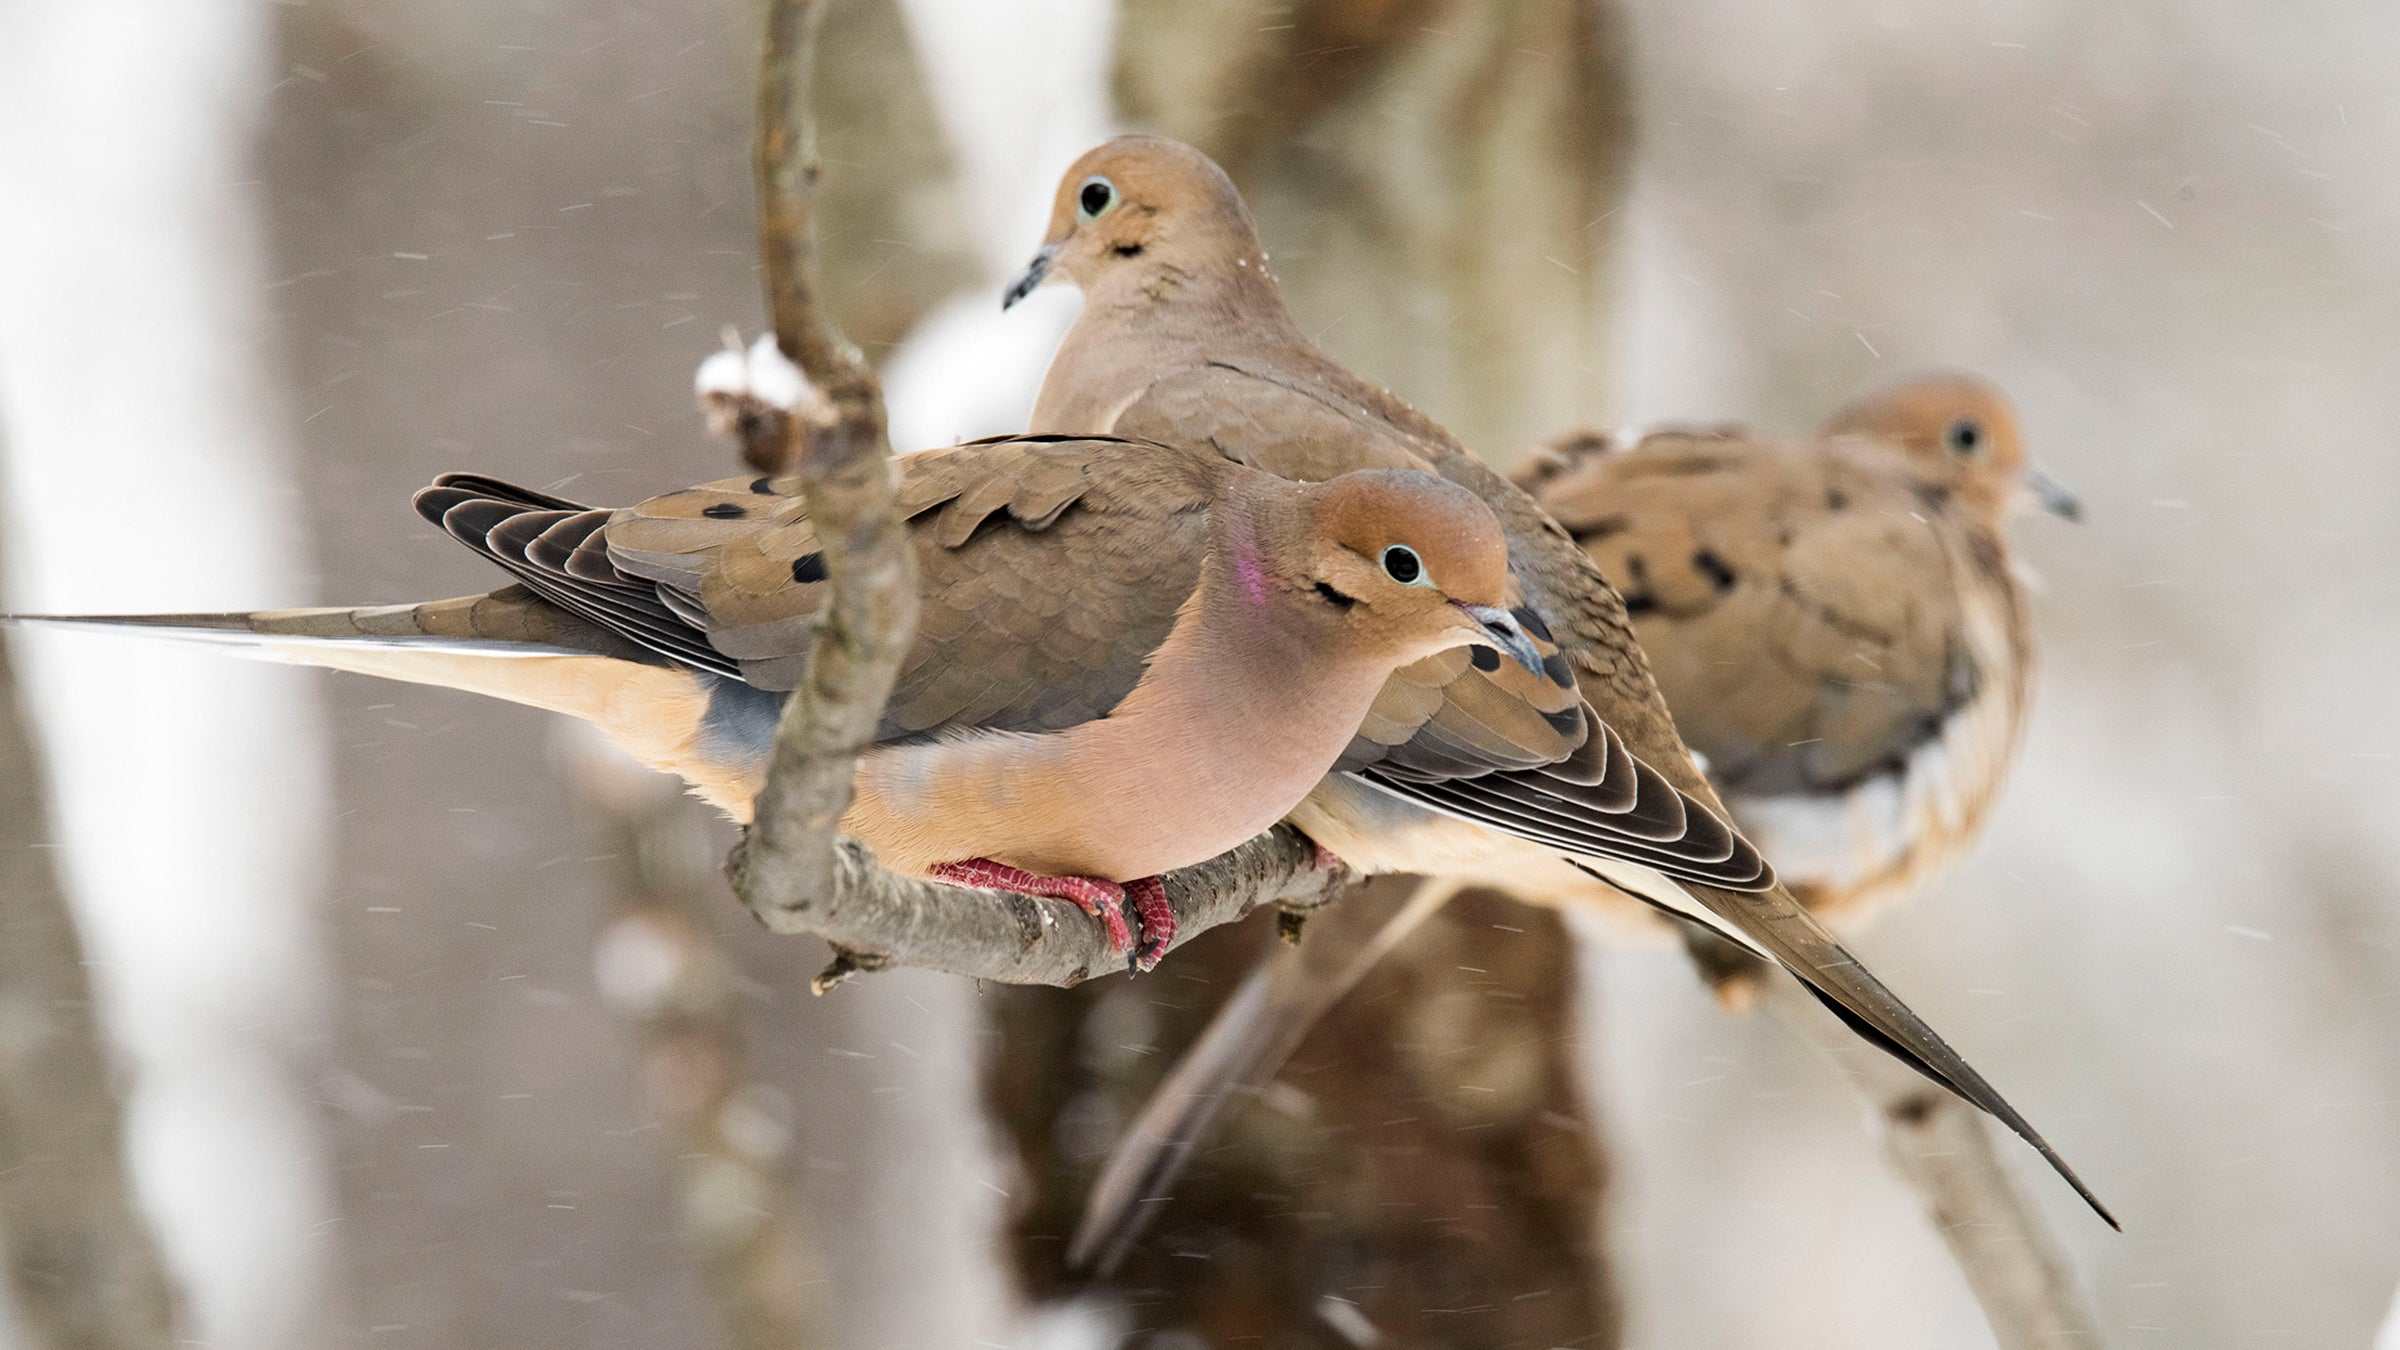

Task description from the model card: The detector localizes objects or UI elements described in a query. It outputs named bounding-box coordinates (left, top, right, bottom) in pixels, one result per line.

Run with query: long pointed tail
left=1579, top=860, right=2118, bottom=1230
left=1068, top=877, right=1465, bottom=1274
left=8, top=586, right=632, bottom=660
left=6, top=592, right=757, bottom=817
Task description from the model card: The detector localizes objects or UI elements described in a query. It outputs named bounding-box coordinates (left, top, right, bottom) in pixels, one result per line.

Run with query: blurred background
left=0, top=0, right=2394, bottom=1346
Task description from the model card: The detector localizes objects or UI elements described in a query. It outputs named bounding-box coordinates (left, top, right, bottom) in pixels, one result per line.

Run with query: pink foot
left=1311, top=840, right=1345, bottom=872
left=928, top=859, right=1134, bottom=957
left=1125, top=876, right=1174, bottom=973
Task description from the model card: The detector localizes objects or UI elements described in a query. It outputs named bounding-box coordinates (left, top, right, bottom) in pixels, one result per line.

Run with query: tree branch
left=1880, top=1085, right=2110, bottom=1348
left=734, top=826, right=1347, bottom=988
left=721, top=0, right=1353, bottom=989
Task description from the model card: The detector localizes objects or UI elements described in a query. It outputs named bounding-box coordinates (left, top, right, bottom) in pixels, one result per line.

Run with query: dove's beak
left=1003, top=242, right=1061, bottom=311
left=1461, top=604, right=1545, bottom=676
left=2023, top=466, right=2083, bottom=521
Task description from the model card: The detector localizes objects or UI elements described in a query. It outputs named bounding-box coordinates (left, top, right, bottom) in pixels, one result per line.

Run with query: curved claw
left=1125, top=876, right=1175, bottom=973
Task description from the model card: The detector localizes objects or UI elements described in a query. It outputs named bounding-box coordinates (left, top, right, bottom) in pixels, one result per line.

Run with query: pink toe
left=928, top=859, right=1134, bottom=955
left=1126, top=876, right=1174, bottom=973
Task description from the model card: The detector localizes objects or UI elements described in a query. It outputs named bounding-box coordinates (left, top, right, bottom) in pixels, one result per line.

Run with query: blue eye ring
left=1381, top=544, right=1430, bottom=586
left=1077, top=176, right=1118, bottom=222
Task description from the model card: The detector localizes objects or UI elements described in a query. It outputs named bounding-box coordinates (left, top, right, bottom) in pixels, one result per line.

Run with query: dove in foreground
left=9, top=435, right=1545, bottom=973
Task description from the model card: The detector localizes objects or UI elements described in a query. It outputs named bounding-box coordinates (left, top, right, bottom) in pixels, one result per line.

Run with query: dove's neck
left=1043, top=493, right=1392, bottom=872
left=844, top=486, right=1395, bottom=884
left=1034, top=246, right=1309, bottom=434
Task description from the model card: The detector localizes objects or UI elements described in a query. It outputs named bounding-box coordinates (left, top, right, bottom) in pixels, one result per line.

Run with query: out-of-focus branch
left=1761, top=977, right=2109, bottom=1349
left=720, top=0, right=1353, bottom=988
left=1881, top=1088, right=2109, bottom=1347
left=570, top=739, right=824, bottom=1350
left=0, top=555, right=181, bottom=1346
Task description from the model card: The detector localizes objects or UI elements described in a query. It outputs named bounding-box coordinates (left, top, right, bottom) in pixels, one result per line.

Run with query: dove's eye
left=1077, top=176, right=1118, bottom=222
left=1945, top=417, right=1983, bottom=456
left=1380, top=544, right=1431, bottom=586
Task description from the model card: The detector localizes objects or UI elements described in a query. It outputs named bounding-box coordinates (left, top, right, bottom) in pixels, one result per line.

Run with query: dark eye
left=1945, top=418, right=1982, bottom=456
left=1077, top=176, right=1117, bottom=221
left=1380, top=544, right=1427, bottom=586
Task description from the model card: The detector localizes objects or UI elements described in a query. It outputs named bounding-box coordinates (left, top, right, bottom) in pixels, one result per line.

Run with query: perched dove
left=1529, top=373, right=2080, bottom=928
left=9, top=435, right=1550, bottom=972
left=1004, top=136, right=2111, bottom=1233
left=1071, top=372, right=2085, bottom=1268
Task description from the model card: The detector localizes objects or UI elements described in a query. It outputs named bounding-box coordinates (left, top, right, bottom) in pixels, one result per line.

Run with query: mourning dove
left=1005, top=136, right=2111, bottom=1229
left=9, top=434, right=1552, bottom=972
left=1527, top=372, right=2080, bottom=928
left=1071, top=372, right=2086, bottom=1268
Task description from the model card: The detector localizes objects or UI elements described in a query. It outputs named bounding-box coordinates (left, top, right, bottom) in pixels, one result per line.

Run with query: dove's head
left=1822, top=372, right=2079, bottom=523
left=1005, top=136, right=1273, bottom=310
left=1282, top=469, right=1545, bottom=676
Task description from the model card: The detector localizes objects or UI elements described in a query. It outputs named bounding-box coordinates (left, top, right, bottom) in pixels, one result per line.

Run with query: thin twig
left=723, top=0, right=1352, bottom=989
left=731, top=0, right=921, bottom=975
left=736, top=0, right=919, bottom=954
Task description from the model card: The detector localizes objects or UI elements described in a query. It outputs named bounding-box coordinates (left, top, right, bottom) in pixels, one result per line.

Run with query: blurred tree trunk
left=1113, top=0, right=1631, bottom=465
left=0, top=532, right=181, bottom=1348
left=986, top=5, right=1632, bottom=1340
left=989, top=881, right=1617, bottom=1346
left=0, top=5, right=336, bottom=1346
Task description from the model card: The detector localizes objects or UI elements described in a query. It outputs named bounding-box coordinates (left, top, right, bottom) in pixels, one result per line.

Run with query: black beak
left=1462, top=604, right=1545, bottom=676
left=2024, top=466, right=2083, bottom=521
left=1002, top=242, right=1060, bottom=311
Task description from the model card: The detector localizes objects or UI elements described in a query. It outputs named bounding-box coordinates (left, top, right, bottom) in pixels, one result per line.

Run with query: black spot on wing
left=702, top=502, right=748, bottom=520
left=1619, top=553, right=1659, bottom=615
left=1569, top=514, right=1629, bottom=544
left=791, top=552, right=828, bottom=584
left=1469, top=645, right=1501, bottom=673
